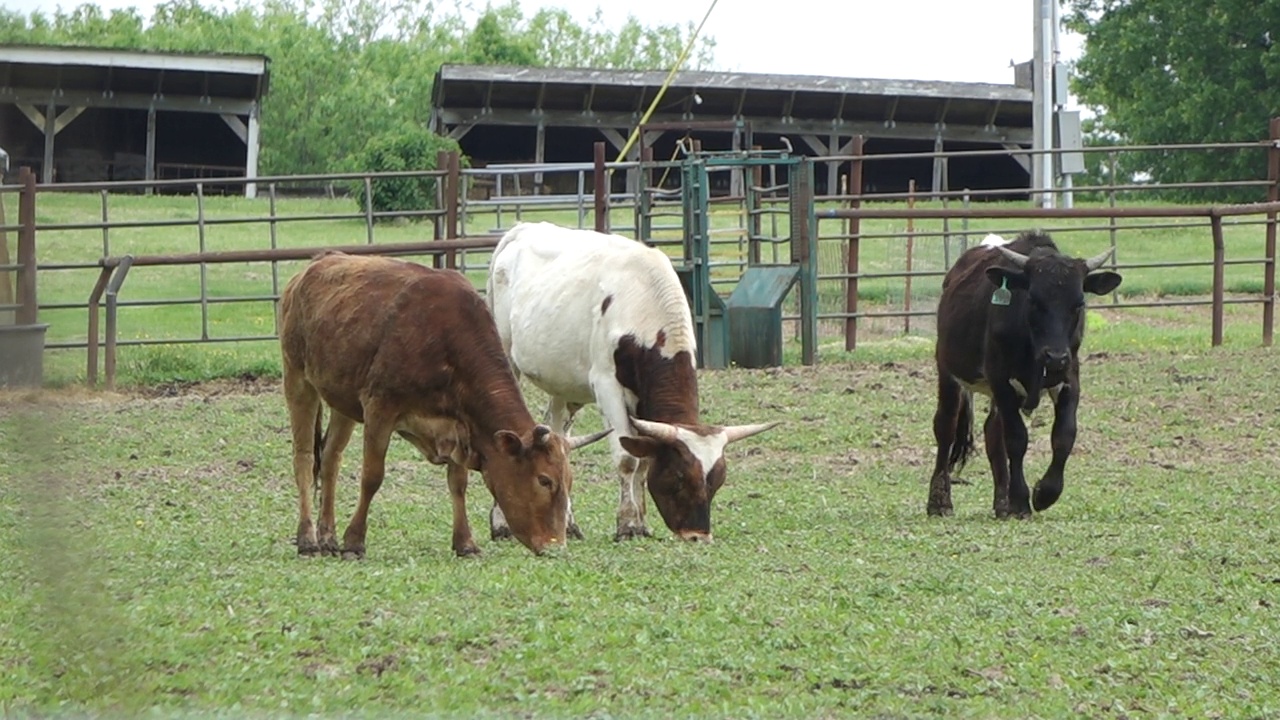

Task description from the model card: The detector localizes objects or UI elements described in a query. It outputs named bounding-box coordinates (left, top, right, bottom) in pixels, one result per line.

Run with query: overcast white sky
left=2, top=0, right=1083, bottom=87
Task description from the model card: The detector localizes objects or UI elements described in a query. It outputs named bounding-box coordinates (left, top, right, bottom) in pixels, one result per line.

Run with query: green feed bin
left=0, top=323, right=50, bottom=388
left=726, top=265, right=800, bottom=369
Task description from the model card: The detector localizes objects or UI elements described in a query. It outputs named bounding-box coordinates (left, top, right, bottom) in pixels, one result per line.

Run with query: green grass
left=3, top=331, right=1279, bottom=717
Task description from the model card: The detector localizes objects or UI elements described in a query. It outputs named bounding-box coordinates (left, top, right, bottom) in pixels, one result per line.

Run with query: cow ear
left=619, top=436, right=662, bottom=458
left=494, top=430, right=525, bottom=457
left=985, top=266, right=1028, bottom=291
left=1084, top=271, right=1122, bottom=296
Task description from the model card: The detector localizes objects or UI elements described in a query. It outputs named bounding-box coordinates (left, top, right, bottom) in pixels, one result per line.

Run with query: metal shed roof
left=431, top=64, right=1032, bottom=145
left=0, top=44, right=270, bottom=114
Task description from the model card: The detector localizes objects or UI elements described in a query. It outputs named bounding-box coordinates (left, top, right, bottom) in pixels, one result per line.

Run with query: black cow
left=927, top=231, right=1122, bottom=518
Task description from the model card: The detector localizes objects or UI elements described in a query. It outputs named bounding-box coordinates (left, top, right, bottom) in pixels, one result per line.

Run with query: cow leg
left=284, top=370, right=323, bottom=556
left=341, top=409, right=394, bottom=560
left=1034, top=383, right=1078, bottom=512
left=613, top=450, right=651, bottom=540
left=315, top=411, right=356, bottom=556
left=984, top=407, right=1012, bottom=518
left=447, top=461, right=481, bottom=556
left=927, top=374, right=964, bottom=516
left=547, top=397, right=585, bottom=540
left=994, top=393, right=1033, bottom=518
left=590, top=380, right=652, bottom=541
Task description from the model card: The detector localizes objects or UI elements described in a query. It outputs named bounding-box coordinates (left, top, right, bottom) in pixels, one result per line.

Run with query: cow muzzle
left=529, top=535, right=568, bottom=557
left=676, top=529, right=713, bottom=543
left=1042, top=349, right=1070, bottom=373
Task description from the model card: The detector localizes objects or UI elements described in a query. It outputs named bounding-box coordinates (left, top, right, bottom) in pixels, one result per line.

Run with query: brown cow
left=278, top=252, right=609, bottom=558
left=928, top=232, right=1121, bottom=518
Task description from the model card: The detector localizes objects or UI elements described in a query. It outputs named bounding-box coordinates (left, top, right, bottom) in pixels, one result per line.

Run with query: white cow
left=486, top=221, right=779, bottom=542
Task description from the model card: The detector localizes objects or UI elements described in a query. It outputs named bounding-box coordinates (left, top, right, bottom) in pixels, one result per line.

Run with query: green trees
left=0, top=0, right=715, bottom=176
left=1066, top=0, right=1280, bottom=200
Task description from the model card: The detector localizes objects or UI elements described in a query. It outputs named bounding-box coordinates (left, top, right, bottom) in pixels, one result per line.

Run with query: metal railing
left=4, top=123, right=1279, bottom=387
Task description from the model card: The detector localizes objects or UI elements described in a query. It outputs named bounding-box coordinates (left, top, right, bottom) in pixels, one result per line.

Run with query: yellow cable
left=615, top=0, right=720, bottom=163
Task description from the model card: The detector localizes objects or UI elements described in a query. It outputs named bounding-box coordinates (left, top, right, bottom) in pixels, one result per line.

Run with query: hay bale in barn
left=112, top=152, right=147, bottom=181
left=59, top=149, right=108, bottom=182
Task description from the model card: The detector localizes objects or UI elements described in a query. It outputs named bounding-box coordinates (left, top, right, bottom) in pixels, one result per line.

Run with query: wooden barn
left=0, top=45, right=269, bottom=196
left=429, top=64, right=1035, bottom=198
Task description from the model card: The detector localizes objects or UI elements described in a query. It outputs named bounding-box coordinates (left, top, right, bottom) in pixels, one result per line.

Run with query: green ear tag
left=991, top=277, right=1012, bottom=306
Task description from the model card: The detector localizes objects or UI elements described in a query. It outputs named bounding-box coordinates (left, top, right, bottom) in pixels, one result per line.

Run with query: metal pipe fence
left=4, top=128, right=1279, bottom=386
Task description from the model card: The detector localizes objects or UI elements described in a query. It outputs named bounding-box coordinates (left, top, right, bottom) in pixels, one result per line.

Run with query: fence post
left=445, top=151, right=460, bottom=270
left=1108, top=150, right=1120, bottom=305
left=1264, top=117, right=1278, bottom=347
left=594, top=141, right=608, bottom=234
left=845, top=135, right=864, bottom=352
left=17, top=166, right=37, bottom=326
left=1211, top=212, right=1225, bottom=347
left=906, top=176, right=916, bottom=333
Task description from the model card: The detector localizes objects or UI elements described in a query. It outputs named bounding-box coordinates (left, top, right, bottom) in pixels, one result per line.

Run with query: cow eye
left=538, top=475, right=554, bottom=489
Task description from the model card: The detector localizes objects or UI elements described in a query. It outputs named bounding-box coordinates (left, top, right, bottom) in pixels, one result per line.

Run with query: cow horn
left=629, top=417, right=681, bottom=443
left=1084, top=246, right=1115, bottom=272
left=723, top=420, right=782, bottom=443
left=997, top=246, right=1030, bottom=268
left=566, top=427, right=612, bottom=451
left=532, top=424, right=553, bottom=447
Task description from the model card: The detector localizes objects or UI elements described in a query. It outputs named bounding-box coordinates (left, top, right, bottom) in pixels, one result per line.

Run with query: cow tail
left=312, top=404, right=326, bottom=497
left=948, top=390, right=975, bottom=473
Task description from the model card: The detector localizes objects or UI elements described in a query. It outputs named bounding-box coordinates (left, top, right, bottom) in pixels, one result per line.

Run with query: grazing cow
left=485, top=221, right=779, bottom=542
left=278, top=251, right=609, bottom=558
left=928, top=231, right=1122, bottom=518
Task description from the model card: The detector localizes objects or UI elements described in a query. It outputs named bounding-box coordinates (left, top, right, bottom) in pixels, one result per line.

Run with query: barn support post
left=247, top=102, right=262, bottom=197
left=845, top=136, right=864, bottom=352
left=931, top=135, right=945, bottom=200
left=593, top=141, right=608, bottom=233
left=144, top=107, right=157, bottom=196
left=1211, top=212, right=1225, bottom=347
left=534, top=121, right=546, bottom=195
left=1264, top=117, right=1279, bottom=347
left=42, top=100, right=56, bottom=184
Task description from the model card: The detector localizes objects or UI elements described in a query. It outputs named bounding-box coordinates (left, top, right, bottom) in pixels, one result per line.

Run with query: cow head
left=618, top=418, right=780, bottom=542
left=486, top=424, right=611, bottom=555
left=986, top=245, right=1123, bottom=377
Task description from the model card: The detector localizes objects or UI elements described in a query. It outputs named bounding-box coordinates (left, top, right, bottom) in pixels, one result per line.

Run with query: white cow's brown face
left=620, top=419, right=777, bottom=542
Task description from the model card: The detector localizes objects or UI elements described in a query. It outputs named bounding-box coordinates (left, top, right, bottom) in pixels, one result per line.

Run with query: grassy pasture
left=2, top=188, right=1274, bottom=386
left=2, top=305, right=1279, bottom=717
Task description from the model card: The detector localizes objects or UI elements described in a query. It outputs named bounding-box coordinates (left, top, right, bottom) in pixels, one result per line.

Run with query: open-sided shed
left=430, top=64, right=1034, bottom=196
left=0, top=45, right=269, bottom=196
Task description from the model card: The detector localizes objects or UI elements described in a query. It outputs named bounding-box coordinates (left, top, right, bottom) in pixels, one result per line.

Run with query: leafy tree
left=1066, top=0, right=1280, bottom=201
left=354, top=127, right=462, bottom=218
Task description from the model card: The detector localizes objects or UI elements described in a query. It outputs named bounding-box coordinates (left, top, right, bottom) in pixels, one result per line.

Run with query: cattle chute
left=636, top=147, right=819, bottom=369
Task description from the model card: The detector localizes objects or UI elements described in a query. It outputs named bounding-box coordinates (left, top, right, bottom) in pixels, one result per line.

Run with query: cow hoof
left=927, top=504, right=954, bottom=517
left=490, top=525, right=513, bottom=541
left=568, top=523, right=585, bottom=541
left=454, top=544, right=482, bottom=557
left=341, top=548, right=365, bottom=561
left=297, top=541, right=320, bottom=557
left=613, top=526, right=652, bottom=542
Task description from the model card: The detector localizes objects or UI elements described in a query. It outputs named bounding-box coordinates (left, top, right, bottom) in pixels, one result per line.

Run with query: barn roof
left=431, top=64, right=1032, bottom=146
left=0, top=44, right=270, bottom=114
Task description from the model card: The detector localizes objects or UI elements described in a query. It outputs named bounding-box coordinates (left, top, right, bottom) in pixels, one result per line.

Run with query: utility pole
left=1032, top=0, right=1058, bottom=208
